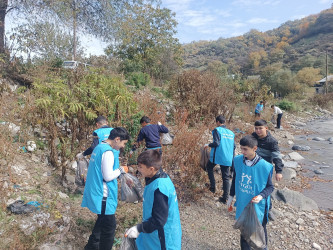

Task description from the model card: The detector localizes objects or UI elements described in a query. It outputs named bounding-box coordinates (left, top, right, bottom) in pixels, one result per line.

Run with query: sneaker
left=209, top=187, right=216, bottom=193
left=218, top=197, right=227, bottom=204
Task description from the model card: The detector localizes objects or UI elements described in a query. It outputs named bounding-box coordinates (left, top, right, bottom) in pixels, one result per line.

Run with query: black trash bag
left=120, top=173, right=143, bottom=203
left=7, top=200, right=36, bottom=214
left=75, top=158, right=89, bottom=186
left=233, top=201, right=266, bottom=250
left=119, top=236, right=138, bottom=250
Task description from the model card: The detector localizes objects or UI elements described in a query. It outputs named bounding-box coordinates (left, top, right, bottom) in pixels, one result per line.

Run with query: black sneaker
left=219, top=197, right=227, bottom=204
left=209, top=187, right=216, bottom=193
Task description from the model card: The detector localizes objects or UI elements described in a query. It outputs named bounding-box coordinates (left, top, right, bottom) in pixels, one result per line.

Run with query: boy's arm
left=101, top=151, right=121, bottom=181
left=229, top=168, right=236, bottom=197
left=83, top=132, right=99, bottom=156
left=158, top=124, right=169, bottom=133
left=208, top=129, right=220, bottom=148
left=258, top=172, right=274, bottom=199
left=137, top=188, right=168, bottom=233
left=271, top=141, right=284, bottom=180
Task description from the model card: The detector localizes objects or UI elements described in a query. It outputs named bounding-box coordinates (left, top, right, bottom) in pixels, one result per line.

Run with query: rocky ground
left=1, top=108, right=333, bottom=250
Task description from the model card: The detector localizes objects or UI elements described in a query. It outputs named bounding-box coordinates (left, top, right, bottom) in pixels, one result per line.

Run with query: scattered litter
left=7, top=200, right=37, bottom=214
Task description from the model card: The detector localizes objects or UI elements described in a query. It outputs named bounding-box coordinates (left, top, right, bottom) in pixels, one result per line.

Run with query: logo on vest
left=239, top=173, right=254, bottom=195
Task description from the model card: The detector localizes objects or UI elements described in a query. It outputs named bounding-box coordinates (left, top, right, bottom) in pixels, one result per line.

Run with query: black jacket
left=252, top=131, right=284, bottom=174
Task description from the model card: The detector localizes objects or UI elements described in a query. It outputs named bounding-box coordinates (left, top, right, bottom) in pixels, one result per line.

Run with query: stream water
left=293, top=118, right=333, bottom=211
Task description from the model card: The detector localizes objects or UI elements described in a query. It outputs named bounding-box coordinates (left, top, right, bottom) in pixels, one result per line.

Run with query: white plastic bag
left=120, top=173, right=143, bottom=203
left=161, top=133, right=173, bottom=145
left=119, top=236, right=138, bottom=250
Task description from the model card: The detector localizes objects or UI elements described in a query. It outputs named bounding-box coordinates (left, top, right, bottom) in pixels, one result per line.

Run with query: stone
left=288, top=152, right=305, bottom=161
left=312, top=242, right=322, bottom=250
left=66, top=175, right=76, bottom=184
left=287, top=140, right=294, bottom=145
left=320, top=165, right=330, bottom=169
left=284, top=132, right=295, bottom=140
left=312, top=221, right=319, bottom=226
left=312, top=137, right=325, bottom=141
left=292, top=145, right=311, bottom=151
left=327, top=137, right=333, bottom=142
left=58, top=192, right=69, bottom=199
left=296, top=218, right=304, bottom=225
left=283, top=167, right=297, bottom=180
left=313, top=161, right=320, bottom=164
left=284, top=161, right=299, bottom=169
left=272, top=187, right=319, bottom=211
left=294, top=121, right=306, bottom=127
left=314, top=169, right=324, bottom=175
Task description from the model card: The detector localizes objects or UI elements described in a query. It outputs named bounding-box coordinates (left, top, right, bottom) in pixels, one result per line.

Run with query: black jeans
left=85, top=198, right=116, bottom=250
left=276, top=113, right=283, bottom=128
left=206, top=160, right=231, bottom=198
left=240, top=213, right=268, bottom=250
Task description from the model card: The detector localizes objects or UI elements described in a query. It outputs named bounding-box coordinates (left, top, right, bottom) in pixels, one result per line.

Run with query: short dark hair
left=271, top=105, right=275, bottom=108
left=140, top=116, right=150, bottom=124
left=254, top=119, right=267, bottom=127
left=240, top=135, right=258, bottom=148
left=216, top=115, right=226, bottom=124
left=96, top=116, right=108, bottom=124
left=260, top=101, right=263, bottom=104
left=137, top=150, right=162, bottom=170
left=108, top=127, right=130, bottom=140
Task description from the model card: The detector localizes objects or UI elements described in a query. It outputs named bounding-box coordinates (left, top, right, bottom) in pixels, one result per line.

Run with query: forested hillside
left=183, top=7, right=333, bottom=77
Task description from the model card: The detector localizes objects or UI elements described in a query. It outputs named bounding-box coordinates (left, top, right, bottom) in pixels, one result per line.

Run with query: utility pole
left=326, top=50, right=328, bottom=94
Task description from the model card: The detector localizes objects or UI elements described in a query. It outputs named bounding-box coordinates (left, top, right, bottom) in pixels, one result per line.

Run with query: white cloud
left=232, top=0, right=280, bottom=6
left=247, top=18, right=279, bottom=24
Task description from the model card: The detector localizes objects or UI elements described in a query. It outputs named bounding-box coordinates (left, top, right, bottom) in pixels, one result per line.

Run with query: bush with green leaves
left=278, top=100, right=296, bottom=111
left=126, top=72, right=150, bottom=88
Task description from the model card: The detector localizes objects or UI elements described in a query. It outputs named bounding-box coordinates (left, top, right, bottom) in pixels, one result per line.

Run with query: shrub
left=310, top=93, right=333, bottom=109
left=278, top=100, right=296, bottom=111
left=126, top=72, right=150, bottom=88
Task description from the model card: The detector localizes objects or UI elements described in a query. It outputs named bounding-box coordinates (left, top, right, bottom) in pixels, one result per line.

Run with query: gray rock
left=284, top=161, right=299, bottom=169
left=288, top=152, right=305, bottom=161
left=269, top=208, right=283, bottom=221
left=327, top=137, right=333, bottom=142
left=284, top=132, right=295, bottom=140
left=287, top=140, right=294, bottom=145
left=312, top=242, right=322, bottom=250
left=312, top=137, right=325, bottom=141
left=66, top=175, right=76, bottom=184
left=296, top=218, right=304, bottom=225
left=314, top=169, right=324, bottom=175
left=294, top=121, right=306, bottom=127
left=283, top=167, right=297, bottom=180
left=272, top=187, right=319, bottom=211
left=292, top=145, right=311, bottom=151
left=320, top=165, right=330, bottom=169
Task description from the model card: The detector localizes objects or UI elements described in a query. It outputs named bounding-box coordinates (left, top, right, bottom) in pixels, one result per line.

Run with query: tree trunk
left=0, top=0, right=8, bottom=54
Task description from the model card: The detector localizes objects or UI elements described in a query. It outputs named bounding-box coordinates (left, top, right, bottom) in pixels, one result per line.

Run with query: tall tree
left=0, top=0, right=8, bottom=54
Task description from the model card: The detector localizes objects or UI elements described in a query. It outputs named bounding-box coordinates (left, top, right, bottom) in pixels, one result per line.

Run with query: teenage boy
left=227, top=135, right=274, bottom=250
left=252, top=119, right=284, bottom=181
left=271, top=105, right=283, bottom=129
left=81, top=127, right=130, bottom=250
left=77, top=116, right=113, bottom=159
left=131, top=116, right=169, bottom=155
left=255, top=101, right=264, bottom=117
left=125, top=150, right=182, bottom=250
left=205, top=115, right=235, bottom=204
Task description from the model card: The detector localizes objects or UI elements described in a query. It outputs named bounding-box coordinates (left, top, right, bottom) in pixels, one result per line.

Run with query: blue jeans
left=206, top=160, right=231, bottom=198
left=277, top=113, right=283, bottom=128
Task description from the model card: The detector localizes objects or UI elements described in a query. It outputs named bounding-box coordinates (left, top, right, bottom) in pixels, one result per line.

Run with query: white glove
left=157, top=121, right=162, bottom=125
left=125, top=225, right=139, bottom=238
left=252, top=195, right=263, bottom=203
left=227, top=196, right=234, bottom=208
left=76, top=152, right=84, bottom=160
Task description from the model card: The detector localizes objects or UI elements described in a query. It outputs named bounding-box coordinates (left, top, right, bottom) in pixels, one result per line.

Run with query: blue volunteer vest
left=233, top=155, right=273, bottom=223
left=94, top=127, right=113, bottom=144
left=209, top=126, right=235, bottom=166
left=81, top=143, right=119, bottom=215
left=136, top=176, right=182, bottom=250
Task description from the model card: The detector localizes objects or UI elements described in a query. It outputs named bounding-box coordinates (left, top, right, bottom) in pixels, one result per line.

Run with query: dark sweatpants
left=85, top=198, right=116, bottom=250
left=240, top=213, right=268, bottom=250
left=276, top=113, right=283, bottom=128
left=206, top=160, right=231, bottom=198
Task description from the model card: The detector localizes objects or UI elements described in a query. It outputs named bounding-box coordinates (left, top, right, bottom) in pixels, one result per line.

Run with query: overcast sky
left=161, top=0, right=332, bottom=43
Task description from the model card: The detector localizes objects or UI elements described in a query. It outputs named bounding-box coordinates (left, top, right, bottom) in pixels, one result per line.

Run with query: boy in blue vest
left=76, top=116, right=113, bottom=159
left=125, top=150, right=182, bottom=250
left=204, top=115, right=235, bottom=204
left=227, top=135, right=274, bottom=250
left=255, top=101, right=264, bottom=117
left=81, top=127, right=130, bottom=250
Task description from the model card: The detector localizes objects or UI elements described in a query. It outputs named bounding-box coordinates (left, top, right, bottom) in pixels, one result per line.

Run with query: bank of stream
left=293, top=117, right=333, bottom=211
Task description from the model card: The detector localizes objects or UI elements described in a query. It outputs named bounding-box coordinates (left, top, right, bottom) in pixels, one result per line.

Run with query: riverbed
left=293, top=118, right=333, bottom=211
